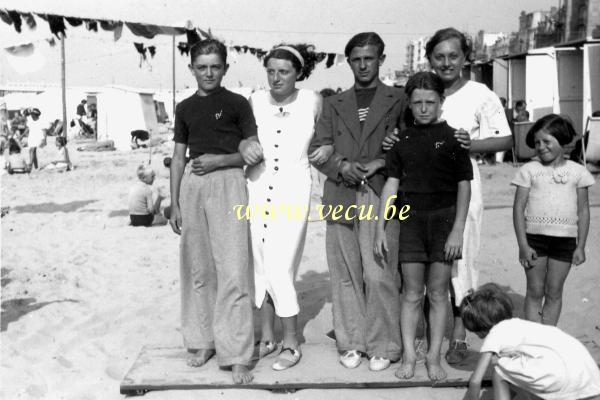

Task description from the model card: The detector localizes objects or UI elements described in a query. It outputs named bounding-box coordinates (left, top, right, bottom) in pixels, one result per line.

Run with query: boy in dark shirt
left=169, top=39, right=256, bottom=384
left=374, top=72, right=472, bottom=382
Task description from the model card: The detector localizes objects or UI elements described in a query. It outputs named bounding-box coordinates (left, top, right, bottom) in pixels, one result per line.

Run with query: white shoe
left=340, top=350, right=362, bottom=369
left=369, top=356, right=391, bottom=371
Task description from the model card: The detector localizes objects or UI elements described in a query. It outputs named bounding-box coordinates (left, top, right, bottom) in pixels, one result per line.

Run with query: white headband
left=273, top=46, right=305, bottom=68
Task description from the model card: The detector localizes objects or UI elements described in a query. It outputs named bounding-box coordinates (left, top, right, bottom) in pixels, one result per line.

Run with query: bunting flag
left=0, top=8, right=345, bottom=69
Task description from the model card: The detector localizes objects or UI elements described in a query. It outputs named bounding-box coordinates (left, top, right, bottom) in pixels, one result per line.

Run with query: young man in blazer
left=308, top=32, right=407, bottom=372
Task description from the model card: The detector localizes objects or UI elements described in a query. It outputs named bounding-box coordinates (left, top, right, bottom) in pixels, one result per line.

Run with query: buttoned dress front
left=246, top=89, right=319, bottom=318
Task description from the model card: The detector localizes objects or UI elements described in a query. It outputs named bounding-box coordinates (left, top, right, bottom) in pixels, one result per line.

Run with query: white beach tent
left=96, top=86, right=158, bottom=151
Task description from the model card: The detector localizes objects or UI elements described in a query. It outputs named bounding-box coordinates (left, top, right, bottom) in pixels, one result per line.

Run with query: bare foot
left=186, top=349, right=215, bottom=367
left=425, top=355, right=447, bottom=381
left=232, top=364, right=253, bottom=384
left=395, top=355, right=417, bottom=379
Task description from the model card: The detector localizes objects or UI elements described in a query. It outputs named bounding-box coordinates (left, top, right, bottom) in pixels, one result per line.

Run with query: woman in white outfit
left=239, top=44, right=321, bottom=371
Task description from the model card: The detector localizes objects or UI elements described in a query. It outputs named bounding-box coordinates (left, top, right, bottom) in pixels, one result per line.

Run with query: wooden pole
left=61, top=34, right=67, bottom=137
left=172, top=36, right=176, bottom=124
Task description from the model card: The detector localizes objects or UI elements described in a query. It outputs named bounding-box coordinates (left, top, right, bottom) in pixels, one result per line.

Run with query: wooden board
left=120, top=342, right=486, bottom=396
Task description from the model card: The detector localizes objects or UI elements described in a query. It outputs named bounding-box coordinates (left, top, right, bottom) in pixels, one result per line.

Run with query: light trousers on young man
left=326, top=185, right=402, bottom=361
left=179, top=166, right=254, bottom=367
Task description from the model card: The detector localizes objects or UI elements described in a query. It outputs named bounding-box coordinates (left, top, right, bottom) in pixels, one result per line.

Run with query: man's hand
left=373, top=227, right=388, bottom=262
left=340, top=161, right=365, bottom=185
left=191, top=154, right=223, bottom=176
left=169, top=206, right=182, bottom=235
left=239, top=139, right=263, bottom=165
left=357, top=160, right=383, bottom=180
left=454, top=128, right=471, bottom=150
left=382, top=128, right=400, bottom=151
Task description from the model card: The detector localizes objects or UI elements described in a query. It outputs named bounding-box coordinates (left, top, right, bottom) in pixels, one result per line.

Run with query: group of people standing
left=167, top=27, right=599, bottom=399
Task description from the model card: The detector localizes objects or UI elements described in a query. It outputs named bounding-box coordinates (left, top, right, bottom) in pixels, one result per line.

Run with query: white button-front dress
left=246, top=89, right=320, bottom=318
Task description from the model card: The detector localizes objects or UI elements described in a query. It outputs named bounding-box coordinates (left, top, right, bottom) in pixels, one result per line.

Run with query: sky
left=0, top=0, right=560, bottom=91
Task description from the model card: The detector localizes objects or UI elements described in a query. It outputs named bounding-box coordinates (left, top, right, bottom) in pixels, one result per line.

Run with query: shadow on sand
left=12, top=200, right=97, bottom=214
left=1, top=298, right=79, bottom=331
left=252, top=270, right=331, bottom=345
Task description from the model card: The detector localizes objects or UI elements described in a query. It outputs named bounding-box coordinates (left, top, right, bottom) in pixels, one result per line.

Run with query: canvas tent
left=96, top=86, right=158, bottom=151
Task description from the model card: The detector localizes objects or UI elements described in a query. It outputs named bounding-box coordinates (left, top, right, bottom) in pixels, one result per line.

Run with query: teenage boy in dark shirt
left=169, top=39, right=256, bottom=384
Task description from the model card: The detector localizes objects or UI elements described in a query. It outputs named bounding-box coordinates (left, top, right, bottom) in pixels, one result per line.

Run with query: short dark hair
left=56, top=136, right=67, bottom=147
left=405, top=72, right=445, bottom=99
left=515, top=100, right=527, bottom=109
left=264, top=43, right=318, bottom=81
left=190, top=38, right=227, bottom=65
left=425, top=27, right=471, bottom=62
left=525, top=113, right=577, bottom=148
left=460, top=283, right=513, bottom=336
left=8, top=138, right=21, bottom=154
left=344, top=32, right=385, bottom=58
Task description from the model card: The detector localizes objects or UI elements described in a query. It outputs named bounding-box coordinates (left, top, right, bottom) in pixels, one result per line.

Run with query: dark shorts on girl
left=130, top=213, right=154, bottom=227
left=398, top=193, right=457, bottom=263
left=525, top=234, right=576, bottom=263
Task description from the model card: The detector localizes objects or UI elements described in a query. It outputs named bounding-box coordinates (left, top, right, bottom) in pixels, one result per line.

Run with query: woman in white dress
left=239, top=44, right=322, bottom=371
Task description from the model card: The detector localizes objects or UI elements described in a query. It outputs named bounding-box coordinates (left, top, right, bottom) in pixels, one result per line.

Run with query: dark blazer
left=309, top=81, right=407, bottom=224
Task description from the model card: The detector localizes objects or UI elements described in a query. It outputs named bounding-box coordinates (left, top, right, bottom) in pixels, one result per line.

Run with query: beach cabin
left=96, top=86, right=158, bottom=151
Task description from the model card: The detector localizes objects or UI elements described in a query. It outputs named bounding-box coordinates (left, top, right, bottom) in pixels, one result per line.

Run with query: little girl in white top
left=512, top=114, right=595, bottom=326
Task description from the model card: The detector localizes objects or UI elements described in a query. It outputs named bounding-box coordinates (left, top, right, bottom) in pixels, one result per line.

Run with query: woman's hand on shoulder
left=454, top=129, right=471, bottom=150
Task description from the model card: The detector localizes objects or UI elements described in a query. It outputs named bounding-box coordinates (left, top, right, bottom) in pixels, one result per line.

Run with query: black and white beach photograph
left=1, top=0, right=600, bottom=399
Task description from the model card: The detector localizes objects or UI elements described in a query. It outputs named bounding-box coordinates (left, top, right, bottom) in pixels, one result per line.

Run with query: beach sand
left=2, top=139, right=599, bottom=399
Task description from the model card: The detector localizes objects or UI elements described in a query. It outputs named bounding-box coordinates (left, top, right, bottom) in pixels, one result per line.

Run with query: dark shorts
left=526, top=234, right=577, bottom=263
left=130, top=213, right=154, bottom=227
left=398, top=205, right=456, bottom=263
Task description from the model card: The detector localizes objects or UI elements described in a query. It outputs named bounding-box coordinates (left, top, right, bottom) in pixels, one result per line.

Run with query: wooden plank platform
left=120, top=342, right=486, bottom=396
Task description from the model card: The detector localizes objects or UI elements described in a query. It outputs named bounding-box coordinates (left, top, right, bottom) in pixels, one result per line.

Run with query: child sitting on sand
left=461, top=283, right=600, bottom=400
left=43, top=136, right=72, bottom=172
left=6, top=138, right=30, bottom=174
left=128, top=164, right=166, bottom=226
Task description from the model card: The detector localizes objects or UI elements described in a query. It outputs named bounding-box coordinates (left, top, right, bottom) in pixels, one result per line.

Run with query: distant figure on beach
left=169, top=38, right=256, bottom=384
left=25, top=108, right=47, bottom=170
left=512, top=114, right=594, bottom=326
left=514, top=100, right=530, bottom=122
left=76, top=99, right=87, bottom=122
left=43, top=136, right=72, bottom=172
left=128, top=164, right=166, bottom=226
left=238, top=43, right=320, bottom=371
left=6, top=138, right=30, bottom=174
left=308, top=32, right=406, bottom=372
left=461, top=283, right=600, bottom=400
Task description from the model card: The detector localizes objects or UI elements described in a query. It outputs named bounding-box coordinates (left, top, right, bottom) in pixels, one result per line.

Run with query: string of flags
left=1, top=8, right=346, bottom=69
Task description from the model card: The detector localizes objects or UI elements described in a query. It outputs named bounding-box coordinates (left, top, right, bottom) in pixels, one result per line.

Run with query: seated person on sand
left=128, top=164, right=167, bottom=227
left=130, top=130, right=150, bottom=149
left=43, top=137, right=72, bottom=172
left=5, top=138, right=30, bottom=174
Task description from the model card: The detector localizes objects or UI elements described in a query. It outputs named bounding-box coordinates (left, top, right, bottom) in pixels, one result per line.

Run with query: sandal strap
left=279, top=347, right=300, bottom=356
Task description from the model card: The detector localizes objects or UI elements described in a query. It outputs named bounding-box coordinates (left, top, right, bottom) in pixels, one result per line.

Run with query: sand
left=1, top=137, right=599, bottom=400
